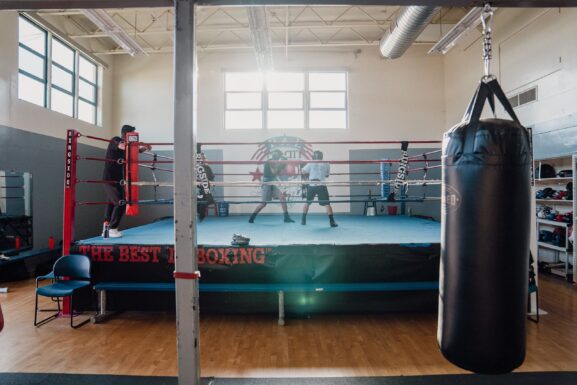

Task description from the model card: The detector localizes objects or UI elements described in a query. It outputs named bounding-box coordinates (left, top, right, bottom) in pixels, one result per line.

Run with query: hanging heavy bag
left=438, top=78, right=532, bottom=374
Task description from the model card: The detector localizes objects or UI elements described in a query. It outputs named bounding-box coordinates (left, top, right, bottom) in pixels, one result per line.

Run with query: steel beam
left=173, top=1, right=200, bottom=385
left=3, top=1, right=577, bottom=10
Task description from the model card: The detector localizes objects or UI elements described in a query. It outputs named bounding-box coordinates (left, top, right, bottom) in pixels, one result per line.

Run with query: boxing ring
left=62, top=129, right=443, bottom=314
left=72, top=215, right=440, bottom=314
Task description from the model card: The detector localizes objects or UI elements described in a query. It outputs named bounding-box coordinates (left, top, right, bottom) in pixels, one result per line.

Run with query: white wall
left=113, top=45, right=445, bottom=214
left=444, top=8, right=577, bottom=129
left=0, top=11, right=114, bottom=144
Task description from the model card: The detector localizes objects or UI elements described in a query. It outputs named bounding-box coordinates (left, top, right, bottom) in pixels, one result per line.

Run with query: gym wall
left=0, top=11, right=117, bottom=248
left=0, top=11, right=115, bottom=142
left=113, top=45, right=445, bottom=214
left=444, top=8, right=577, bottom=157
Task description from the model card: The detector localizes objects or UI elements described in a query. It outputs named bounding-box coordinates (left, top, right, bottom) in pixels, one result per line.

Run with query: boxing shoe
left=232, top=233, right=250, bottom=246
left=108, top=228, right=123, bottom=238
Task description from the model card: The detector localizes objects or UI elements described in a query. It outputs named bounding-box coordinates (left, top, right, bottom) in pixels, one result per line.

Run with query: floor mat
left=1, top=372, right=577, bottom=385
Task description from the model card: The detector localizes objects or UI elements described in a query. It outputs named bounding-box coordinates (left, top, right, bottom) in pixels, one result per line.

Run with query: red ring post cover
left=125, top=132, right=139, bottom=216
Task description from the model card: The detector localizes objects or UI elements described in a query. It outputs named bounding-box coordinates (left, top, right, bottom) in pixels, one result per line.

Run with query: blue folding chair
left=34, top=254, right=92, bottom=328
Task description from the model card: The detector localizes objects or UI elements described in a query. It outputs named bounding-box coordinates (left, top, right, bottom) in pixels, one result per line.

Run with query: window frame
left=224, top=70, right=348, bottom=130
left=17, top=14, right=101, bottom=126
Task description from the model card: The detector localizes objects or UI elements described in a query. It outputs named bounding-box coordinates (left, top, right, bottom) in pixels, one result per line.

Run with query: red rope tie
left=173, top=271, right=201, bottom=280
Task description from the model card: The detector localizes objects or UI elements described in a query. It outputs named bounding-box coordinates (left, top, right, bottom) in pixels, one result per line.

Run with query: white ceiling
left=36, top=6, right=470, bottom=56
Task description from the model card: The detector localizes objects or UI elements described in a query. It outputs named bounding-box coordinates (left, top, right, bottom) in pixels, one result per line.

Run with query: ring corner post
left=174, top=1, right=200, bottom=385
left=125, top=131, right=140, bottom=216
left=62, top=129, right=79, bottom=315
left=62, top=129, right=78, bottom=256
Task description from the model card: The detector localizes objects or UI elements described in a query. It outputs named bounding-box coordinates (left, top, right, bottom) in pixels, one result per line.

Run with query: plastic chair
left=36, top=271, right=56, bottom=287
left=35, top=271, right=60, bottom=312
left=34, top=254, right=92, bottom=328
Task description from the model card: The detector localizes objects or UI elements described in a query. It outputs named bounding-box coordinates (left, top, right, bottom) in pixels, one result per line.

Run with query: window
left=18, top=17, right=47, bottom=107
left=51, top=39, right=74, bottom=116
left=224, top=70, right=347, bottom=130
left=78, top=56, right=98, bottom=124
left=18, top=15, right=100, bottom=125
left=225, top=72, right=263, bottom=129
left=308, top=72, right=347, bottom=129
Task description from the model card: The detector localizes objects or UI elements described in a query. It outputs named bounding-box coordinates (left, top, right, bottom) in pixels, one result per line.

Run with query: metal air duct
left=380, top=6, right=440, bottom=59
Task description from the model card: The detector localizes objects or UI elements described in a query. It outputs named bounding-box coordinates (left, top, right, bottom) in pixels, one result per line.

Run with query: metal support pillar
left=174, top=1, right=200, bottom=385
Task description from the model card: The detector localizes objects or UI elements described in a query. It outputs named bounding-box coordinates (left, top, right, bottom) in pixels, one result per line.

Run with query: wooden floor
left=0, top=275, right=576, bottom=378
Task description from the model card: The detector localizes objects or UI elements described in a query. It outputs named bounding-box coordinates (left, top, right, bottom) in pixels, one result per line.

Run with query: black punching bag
left=438, top=79, right=531, bottom=374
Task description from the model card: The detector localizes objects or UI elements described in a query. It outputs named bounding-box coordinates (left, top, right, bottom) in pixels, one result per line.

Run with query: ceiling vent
left=508, top=86, right=537, bottom=108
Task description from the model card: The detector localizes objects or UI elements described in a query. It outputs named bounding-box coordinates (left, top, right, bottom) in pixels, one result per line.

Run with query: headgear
left=313, top=150, right=323, bottom=160
left=121, top=125, right=136, bottom=135
left=271, top=149, right=283, bottom=160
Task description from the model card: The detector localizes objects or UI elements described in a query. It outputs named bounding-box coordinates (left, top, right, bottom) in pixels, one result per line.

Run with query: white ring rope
left=132, top=179, right=441, bottom=187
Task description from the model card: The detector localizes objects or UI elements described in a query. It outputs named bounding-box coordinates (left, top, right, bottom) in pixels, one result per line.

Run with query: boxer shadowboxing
left=248, top=149, right=295, bottom=224
left=102, top=125, right=151, bottom=238
left=301, top=150, right=337, bottom=227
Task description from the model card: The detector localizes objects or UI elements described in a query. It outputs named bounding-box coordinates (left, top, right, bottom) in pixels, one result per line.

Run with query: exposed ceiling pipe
left=379, top=6, right=440, bottom=59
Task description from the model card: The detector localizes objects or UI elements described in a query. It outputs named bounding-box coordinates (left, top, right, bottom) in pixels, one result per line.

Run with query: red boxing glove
left=283, top=163, right=297, bottom=176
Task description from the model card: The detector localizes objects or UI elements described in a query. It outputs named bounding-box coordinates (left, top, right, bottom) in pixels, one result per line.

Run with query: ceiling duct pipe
left=380, top=6, right=440, bottom=59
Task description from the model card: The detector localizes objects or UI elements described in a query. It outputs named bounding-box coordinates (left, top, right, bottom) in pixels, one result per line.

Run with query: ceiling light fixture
left=247, top=6, right=273, bottom=71
left=82, top=9, right=147, bottom=56
left=428, top=7, right=497, bottom=55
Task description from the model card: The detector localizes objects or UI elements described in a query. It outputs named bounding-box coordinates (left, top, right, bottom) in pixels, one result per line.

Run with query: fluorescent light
left=82, top=9, right=147, bottom=56
left=428, top=7, right=497, bottom=55
left=247, top=6, right=273, bottom=71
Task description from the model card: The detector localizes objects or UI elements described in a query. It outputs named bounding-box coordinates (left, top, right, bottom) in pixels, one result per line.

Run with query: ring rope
left=119, top=197, right=441, bottom=205
left=135, top=159, right=440, bottom=165
left=142, top=151, right=174, bottom=161
left=79, top=134, right=114, bottom=144
left=77, top=156, right=123, bottom=164
left=132, top=179, right=441, bottom=187
left=407, top=149, right=442, bottom=160
left=76, top=179, right=119, bottom=185
left=138, top=164, right=173, bottom=173
left=195, top=140, right=442, bottom=146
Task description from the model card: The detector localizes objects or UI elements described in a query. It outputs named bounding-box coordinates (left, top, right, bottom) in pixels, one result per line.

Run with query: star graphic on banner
left=250, top=167, right=263, bottom=181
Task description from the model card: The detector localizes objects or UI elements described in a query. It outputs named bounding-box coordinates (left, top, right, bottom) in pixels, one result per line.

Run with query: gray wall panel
left=349, top=148, right=441, bottom=220
left=0, top=126, right=226, bottom=248
left=0, top=125, right=105, bottom=247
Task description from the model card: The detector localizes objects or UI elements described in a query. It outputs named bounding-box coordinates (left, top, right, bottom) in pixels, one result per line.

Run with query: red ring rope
left=77, top=156, right=119, bottom=163
left=76, top=179, right=119, bottom=184
left=79, top=134, right=115, bottom=143
left=195, top=159, right=439, bottom=165
left=138, top=140, right=442, bottom=147
left=198, top=140, right=441, bottom=146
